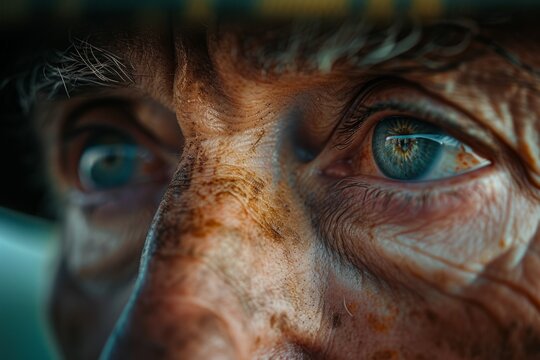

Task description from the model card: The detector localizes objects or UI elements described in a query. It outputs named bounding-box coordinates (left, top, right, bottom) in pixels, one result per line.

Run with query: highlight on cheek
left=371, top=116, right=491, bottom=181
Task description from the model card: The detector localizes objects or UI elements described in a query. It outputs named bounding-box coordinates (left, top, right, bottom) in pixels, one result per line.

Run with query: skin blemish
left=269, top=313, right=293, bottom=334
left=366, top=313, right=391, bottom=334
left=370, top=349, right=400, bottom=360
left=191, top=219, right=223, bottom=238
left=332, top=313, right=342, bottom=328
left=270, top=314, right=277, bottom=328
left=366, top=305, right=399, bottom=334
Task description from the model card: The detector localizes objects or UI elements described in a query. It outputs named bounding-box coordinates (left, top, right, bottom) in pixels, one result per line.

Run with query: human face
left=32, top=18, right=540, bottom=359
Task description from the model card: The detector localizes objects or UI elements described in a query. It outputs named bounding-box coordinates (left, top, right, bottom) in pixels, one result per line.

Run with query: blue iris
left=79, top=133, right=140, bottom=190
left=372, top=116, right=443, bottom=180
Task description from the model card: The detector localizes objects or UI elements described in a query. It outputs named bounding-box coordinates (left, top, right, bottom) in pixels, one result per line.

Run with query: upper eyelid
left=63, top=124, right=130, bottom=143
left=331, top=87, right=498, bottom=158
left=61, top=98, right=167, bottom=149
left=61, top=97, right=133, bottom=133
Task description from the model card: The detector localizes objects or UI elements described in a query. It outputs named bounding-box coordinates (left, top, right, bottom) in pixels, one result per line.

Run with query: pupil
left=395, top=138, right=415, bottom=153
left=90, top=148, right=135, bottom=188
left=103, top=154, right=120, bottom=167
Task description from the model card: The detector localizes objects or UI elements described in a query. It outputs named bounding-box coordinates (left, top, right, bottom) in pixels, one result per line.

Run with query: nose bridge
left=102, top=155, right=271, bottom=359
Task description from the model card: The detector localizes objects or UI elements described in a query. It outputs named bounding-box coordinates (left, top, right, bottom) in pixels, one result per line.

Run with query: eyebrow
left=19, top=18, right=540, bottom=113
left=235, top=17, right=540, bottom=89
left=234, top=19, right=479, bottom=74
left=16, top=37, right=134, bottom=113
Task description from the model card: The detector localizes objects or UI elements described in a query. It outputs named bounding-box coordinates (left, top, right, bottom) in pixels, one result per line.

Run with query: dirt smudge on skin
left=366, top=313, right=391, bottom=334
left=270, top=313, right=293, bottom=334
left=366, top=304, right=399, bottom=334
left=191, top=219, right=223, bottom=238
left=370, top=349, right=399, bottom=360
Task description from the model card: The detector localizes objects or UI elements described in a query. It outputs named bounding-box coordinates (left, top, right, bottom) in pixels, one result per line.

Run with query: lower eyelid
left=360, top=162, right=494, bottom=190
left=329, top=176, right=489, bottom=227
left=66, top=177, right=168, bottom=206
left=326, top=183, right=418, bottom=229
left=63, top=180, right=166, bottom=282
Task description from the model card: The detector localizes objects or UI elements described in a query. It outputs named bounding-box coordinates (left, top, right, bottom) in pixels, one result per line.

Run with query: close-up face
left=7, top=12, right=540, bottom=360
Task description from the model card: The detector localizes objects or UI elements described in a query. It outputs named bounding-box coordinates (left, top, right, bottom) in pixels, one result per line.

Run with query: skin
left=32, top=19, right=540, bottom=359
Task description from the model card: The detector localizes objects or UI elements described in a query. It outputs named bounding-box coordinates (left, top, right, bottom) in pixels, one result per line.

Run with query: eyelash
left=335, top=100, right=454, bottom=150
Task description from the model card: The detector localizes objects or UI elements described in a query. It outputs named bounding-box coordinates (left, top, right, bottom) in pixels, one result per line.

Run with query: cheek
left=58, top=179, right=166, bottom=298
left=311, top=173, right=537, bottom=357
left=324, top=172, right=512, bottom=283
left=381, top=176, right=509, bottom=277
left=51, top=183, right=165, bottom=357
left=50, top=269, right=135, bottom=360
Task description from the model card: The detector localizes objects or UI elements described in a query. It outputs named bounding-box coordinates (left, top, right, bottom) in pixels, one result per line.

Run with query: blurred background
left=0, top=208, right=59, bottom=359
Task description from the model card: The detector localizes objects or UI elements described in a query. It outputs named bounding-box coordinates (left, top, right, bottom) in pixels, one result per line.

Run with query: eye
left=73, top=128, right=170, bottom=192
left=371, top=116, right=490, bottom=181
left=78, top=131, right=150, bottom=190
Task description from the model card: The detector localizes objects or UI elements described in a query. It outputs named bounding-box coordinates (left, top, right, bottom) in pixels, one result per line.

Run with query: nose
left=104, top=298, right=243, bottom=359
left=102, top=261, right=249, bottom=359
left=100, top=167, right=259, bottom=359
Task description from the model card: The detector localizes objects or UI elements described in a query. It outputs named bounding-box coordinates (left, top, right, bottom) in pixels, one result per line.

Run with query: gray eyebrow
left=235, top=18, right=479, bottom=75
left=15, top=37, right=134, bottom=113
left=16, top=18, right=540, bottom=114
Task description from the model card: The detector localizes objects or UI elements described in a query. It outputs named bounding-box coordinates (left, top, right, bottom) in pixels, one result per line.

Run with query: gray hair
left=236, top=18, right=478, bottom=75
left=13, top=37, right=133, bottom=113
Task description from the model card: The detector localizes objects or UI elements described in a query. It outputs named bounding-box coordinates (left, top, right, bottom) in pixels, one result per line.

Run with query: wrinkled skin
left=37, top=19, right=540, bottom=359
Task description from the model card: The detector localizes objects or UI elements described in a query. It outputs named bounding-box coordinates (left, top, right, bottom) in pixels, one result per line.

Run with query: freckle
left=370, top=349, right=399, bottom=360
left=366, top=313, right=390, bottom=333
left=191, top=227, right=207, bottom=238
left=499, top=238, right=507, bottom=248
left=269, top=313, right=291, bottom=333
left=270, top=314, right=277, bottom=328
left=204, top=219, right=222, bottom=228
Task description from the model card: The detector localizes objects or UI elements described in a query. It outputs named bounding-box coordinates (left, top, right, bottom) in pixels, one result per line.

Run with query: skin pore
left=26, top=17, right=540, bottom=359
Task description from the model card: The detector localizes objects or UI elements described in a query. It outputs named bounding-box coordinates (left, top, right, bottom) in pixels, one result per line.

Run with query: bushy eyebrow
left=232, top=19, right=479, bottom=74
left=17, top=17, right=540, bottom=114
left=233, top=17, right=540, bottom=89
left=15, top=37, right=134, bottom=113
